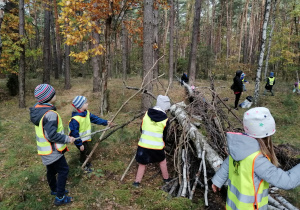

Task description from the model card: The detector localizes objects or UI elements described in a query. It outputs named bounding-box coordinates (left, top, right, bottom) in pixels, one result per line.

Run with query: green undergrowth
left=0, top=77, right=299, bottom=209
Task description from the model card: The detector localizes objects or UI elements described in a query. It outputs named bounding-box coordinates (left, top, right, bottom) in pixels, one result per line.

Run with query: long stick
left=202, top=151, right=208, bottom=206
left=189, top=159, right=203, bottom=200
left=120, top=153, right=136, bottom=181
left=74, top=127, right=112, bottom=140
left=81, top=72, right=165, bottom=168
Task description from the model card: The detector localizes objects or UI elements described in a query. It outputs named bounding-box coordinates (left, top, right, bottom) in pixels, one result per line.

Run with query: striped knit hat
left=72, top=96, right=87, bottom=109
left=34, top=84, right=56, bottom=103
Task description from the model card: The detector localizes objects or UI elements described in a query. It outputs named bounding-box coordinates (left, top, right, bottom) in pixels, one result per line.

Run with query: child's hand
left=108, top=121, right=116, bottom=127
left=212, top=184, right=220, bottom=193
left=80, top=145, right=84, bottom=151
left=69, top=136, right=75, bottom=144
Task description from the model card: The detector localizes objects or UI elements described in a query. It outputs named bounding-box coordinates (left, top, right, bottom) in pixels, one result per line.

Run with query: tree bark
left=188, top=0, right=201, bottom=85
left=254, top=0, right=271, bottom=105
left=92, top=30, right=101, bottom=92
left=153, top=3, right=159, bottom=79
left=50, top=10, right=58, bottom=79
left=53, top=0, right=62, bottom=77
left=122, top=20, right=128, bottom=80
left=18, top=0, right=25, bottom=108
left=142, top=0, right=154, bottom=111
left=168, top=0, right=174, bottom=86
left=264, top=0, right=278, bottom=81
left=43, top=0, right=51, bottom=83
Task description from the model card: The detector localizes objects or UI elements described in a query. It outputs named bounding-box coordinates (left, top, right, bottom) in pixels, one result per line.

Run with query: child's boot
left=54, top=195, right=73, bottom=206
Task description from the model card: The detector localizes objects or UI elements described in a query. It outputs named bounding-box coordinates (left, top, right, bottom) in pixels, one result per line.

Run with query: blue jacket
left=69, top=110, right=108, bottom=148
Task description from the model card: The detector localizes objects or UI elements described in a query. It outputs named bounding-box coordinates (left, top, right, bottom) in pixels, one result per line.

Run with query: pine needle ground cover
left=0, top=77, right=299, bottom=209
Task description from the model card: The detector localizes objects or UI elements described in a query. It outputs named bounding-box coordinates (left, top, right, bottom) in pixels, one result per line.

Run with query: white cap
left=243, top=107, right=276, bottom=138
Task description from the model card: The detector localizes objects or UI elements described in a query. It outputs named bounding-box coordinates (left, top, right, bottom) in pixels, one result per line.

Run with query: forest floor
left=0, top=76, right=299, bottom=209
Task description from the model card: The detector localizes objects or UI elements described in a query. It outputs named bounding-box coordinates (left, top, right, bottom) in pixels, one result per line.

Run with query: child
left=263, top=72, right=275, bottom=96
left=240, top=73, right=249, bottom=91
left=211, top=107, right=300, bottom=210
left=69, top=96, right=113, bottom=172
left=29, top=84, right=75, bottom=206
left=133, top=95, right=172, bottom=187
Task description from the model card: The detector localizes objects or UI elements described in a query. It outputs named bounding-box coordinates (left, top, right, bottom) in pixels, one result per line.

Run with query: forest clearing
left=0, top=0, right=300, bottom=209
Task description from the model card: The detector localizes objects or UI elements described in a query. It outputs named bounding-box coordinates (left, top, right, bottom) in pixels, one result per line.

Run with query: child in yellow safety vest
left=69, top=96, right=114, bottom=172
left=133, top=95, right=172, bottom=187
left=211, top=107, right=300, bottom=210
left=29, top=84, right=75, bottom=206
left=263, top=72, right=275, bottom=96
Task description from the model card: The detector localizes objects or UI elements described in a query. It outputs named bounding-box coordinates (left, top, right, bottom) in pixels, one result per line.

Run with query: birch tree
left=254, top=0, right=271, bottom=105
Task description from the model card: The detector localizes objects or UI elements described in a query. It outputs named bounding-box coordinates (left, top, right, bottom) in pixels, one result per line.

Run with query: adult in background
left=263, top=72, right=275, bottom=96
left=133, top=95, right=172, bottom=187
left=181, top=72, right=189, bottom=86
left=231, top=70, right=244, bottom=110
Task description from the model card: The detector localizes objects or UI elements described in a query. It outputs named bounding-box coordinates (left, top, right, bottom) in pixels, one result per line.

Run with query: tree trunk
left=254, top=0, right=271, bottom=105
left=50, top=10, right=58, bottom=79
left=264, top=0, right=278, bottom=81
left=18, top=0, right=25, bottom=108
left=53, top=0, right=62, bottom=77
left=64, top=43, right=71, bottom=89
left=188, top=0, right=201, bottom=85
left=174, top=0, right=179, bottom=76
left=92, top=30, right=101, bottom=92
left=122, top=19, right=128, bottom=80
left=238, top=0, right=250, bottom=63
left=101, top=16, right=112, bottom=115
left=168, top=0, right=174, bottom=86
left=43, top=0, right=51, bottom=83
left=142, top=0, right=154, bottom=111
left=153, top=4, right=159, bottom=79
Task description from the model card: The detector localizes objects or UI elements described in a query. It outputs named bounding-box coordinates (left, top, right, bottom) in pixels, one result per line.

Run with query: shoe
left=51, top=189, right=69, bottom=196
left=84, top=166, right=93, bottom=173
left=234, top=107, right=238, bottom=110
left=54, top=195, right=73, bottom=206
left=132, top=182, right=140, bottom=188
left=163, top=178, right=173, bottom=183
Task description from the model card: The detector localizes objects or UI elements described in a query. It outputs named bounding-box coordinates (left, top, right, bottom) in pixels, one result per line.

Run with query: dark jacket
left=265, top=77, right=275, bottom=90
left=232, top=70, right=243, bottom=93
left=69, top=110, right=108, bottom=148
left=140, top=107, right=170, bottom=142
left=29, top=103, right=70, bottom=165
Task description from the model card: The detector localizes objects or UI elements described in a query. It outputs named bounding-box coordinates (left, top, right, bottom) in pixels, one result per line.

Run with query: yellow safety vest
left=226, top=151, right=269, bottom=210
left=268, top=77, right=275, bottom=85
left=138, top=112, right=168, bottom=150
left=35, top=110, right=67, bottom=155
left=69, top=110, right=92, bottom=142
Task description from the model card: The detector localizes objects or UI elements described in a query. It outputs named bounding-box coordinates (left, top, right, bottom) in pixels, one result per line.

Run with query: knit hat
left=156, top=95, right=171, bottom=111
left=72, top=96, right=87, bottom=109
left=270, top=72, right=274, bottom=77
left=243, top=107, right=276, bottom=138
left=34, top=84, right=56, bottom=103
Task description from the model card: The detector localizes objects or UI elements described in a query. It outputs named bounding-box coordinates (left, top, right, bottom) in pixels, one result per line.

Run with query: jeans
left=46, top=155, right=69, bottom=198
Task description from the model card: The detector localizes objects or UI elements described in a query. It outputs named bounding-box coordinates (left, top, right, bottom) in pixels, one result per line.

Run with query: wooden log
left=275, top=195, right=299, bottom=210
left=181, top=149, right=188, bottom=197
left=268, top=195, right=286, bottom=210
left=170, top=103, right=223, bottom=172
left=202, top=151, right=208, bottom=206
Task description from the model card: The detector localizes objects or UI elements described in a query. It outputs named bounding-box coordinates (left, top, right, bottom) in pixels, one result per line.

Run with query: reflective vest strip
left=139, top=138, right=165, bottom=147
left=142, top=130, right=163, bottom=138
left=79, top=129, right=92, bottom=142
left=228, top=179, right=255, bottom=203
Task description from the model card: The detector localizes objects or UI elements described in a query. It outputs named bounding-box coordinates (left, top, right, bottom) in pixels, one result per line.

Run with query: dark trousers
left=234, top=92, right=242, bottom=108
left=46, top=155, right=69, bottom=198
left=80, top=141, right=91, bottom=164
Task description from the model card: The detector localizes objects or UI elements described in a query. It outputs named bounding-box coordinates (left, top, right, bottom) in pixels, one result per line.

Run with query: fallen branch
left=189, top=159, right=203, bottom=200
left=123, top=81, right=156, bottom=99
left=120, top=152, right=136, bottom=182
left=81, top=72, right=165, bottom=169
left=275, top=195, right=299, bottom=210
left=202, top=151, right=208, bottom=206
left=181, top=149, right=188, bottom=197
